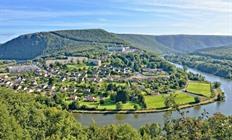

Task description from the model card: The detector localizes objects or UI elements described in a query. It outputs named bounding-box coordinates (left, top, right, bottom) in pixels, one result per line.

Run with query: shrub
left=134, top=104, right=139, bottom=110
left=116, top=102, right=122, bottom=110
left=213, top=82, right=221, bottom=89
left=216, top=94, right=225, bottom=101
left=194, top=97, right=200, bottom=103
left=100, top=99, right=104, bottom=105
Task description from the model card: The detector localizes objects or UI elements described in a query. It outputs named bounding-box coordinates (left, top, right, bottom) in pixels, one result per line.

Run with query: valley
left=0, top=40, right=223, bottom=114
left=0, top=29, right=231, bottom=139
left=1, top=0, right=232, bottom=139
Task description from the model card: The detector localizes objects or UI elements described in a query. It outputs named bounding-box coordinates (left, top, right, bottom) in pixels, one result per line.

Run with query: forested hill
left=1, top=28, right=232, bottom=60
left=117, top=34, right=175, bottom=54
left=0, top=29, right=128, bottom=60
left=118, top=34, right=232, bottom=53
left=194, top=44, right=232, bottom=60
left=154, top=35, right=232, bottom=53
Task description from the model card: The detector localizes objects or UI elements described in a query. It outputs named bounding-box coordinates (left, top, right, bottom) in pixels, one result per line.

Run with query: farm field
left=186, top=81, right=211, bottom=97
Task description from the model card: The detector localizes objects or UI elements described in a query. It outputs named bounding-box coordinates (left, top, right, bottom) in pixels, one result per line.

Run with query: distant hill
left=0, top=29, right=128, bottom=60
left=117, top=34, right=174, bottom=54
left=117, top=34, right=232, bottom=53
left=155, top=35, right=232, bottom=53
left=194, top=44, right=232, bottom=60
left=0, top=29, right=232, bottom=60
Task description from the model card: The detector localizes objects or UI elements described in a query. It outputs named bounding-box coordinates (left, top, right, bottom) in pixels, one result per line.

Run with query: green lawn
left=186, top=81, right=211, bottom=97
left=144, top=95, right=166, bottom=109
left=174, top=92, right=195, bottom=105
left=80, top=101, right=98, bottom=108
left=98, top=98, right=140, bottom=110
left=98, top=102, right=139, bottom=110
left=80, top=98, right=141, bottom=110
left=98, top=98, right=115, bottom=109
left=66, top=64, right=89, bottom=70
left=144, top=92, right=195, bottom=109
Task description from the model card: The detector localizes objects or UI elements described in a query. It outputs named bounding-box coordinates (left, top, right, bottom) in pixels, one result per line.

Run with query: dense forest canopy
left=165, top=54, right=232, bottom=79
left=195, top=44, right=232, bottom=60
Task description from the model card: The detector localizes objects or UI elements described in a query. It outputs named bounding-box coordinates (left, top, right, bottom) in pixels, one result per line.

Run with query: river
left=73, top=64, right=232, bottom=128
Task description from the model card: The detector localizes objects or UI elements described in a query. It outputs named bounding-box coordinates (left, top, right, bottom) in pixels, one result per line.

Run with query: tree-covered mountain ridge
left=0, top=29, right=129, bottom=60
left=1, top=28, right=232, bottom=60
left=194, top=44, right=232, bottom=60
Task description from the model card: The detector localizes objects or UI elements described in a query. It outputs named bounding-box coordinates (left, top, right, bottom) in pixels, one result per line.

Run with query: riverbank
left=72, top=80, right=223, bottom=114
left=74, top=64, right=232, bottom=128
left=72, top=91, right=220, bottom=114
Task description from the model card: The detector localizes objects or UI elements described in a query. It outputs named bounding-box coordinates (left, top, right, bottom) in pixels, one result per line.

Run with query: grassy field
left=144, top=95, right=165, bottom=109
left=80, top=101, right=98, bottom=108
left=80, top=98, right=141, bottom=110
left=98, top=101, right=140, bottom=110
left=186, top=81, right=211, bottom=97
left=174, top=92, right=195, bottom=105
left=144, top=92, right=195, bottom=109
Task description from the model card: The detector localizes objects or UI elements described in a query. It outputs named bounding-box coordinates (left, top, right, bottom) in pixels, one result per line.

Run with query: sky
left=0, top=0, right=232, bottom=43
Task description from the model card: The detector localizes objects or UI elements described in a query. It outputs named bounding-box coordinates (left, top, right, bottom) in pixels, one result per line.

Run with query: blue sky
left=0, top=0, right=231, bottom=43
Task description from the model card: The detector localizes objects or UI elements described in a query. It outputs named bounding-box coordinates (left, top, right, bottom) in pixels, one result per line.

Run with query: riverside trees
left=1, top=87, right=232, bottom=139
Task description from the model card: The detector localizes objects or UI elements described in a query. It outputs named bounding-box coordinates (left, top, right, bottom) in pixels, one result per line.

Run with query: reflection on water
left=133, top=114, right=139, bottom=119
left=193, top=105, right=201, bottom=111
left=74, top=64, right=232, bottom=128
left=115, top=114, right=127, bottom=122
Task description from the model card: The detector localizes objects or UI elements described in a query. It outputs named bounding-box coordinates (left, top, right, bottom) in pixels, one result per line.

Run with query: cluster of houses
left=0, top=71, right=98, bottom=102
left=45, top=57, right=102, bottom=67
left=1, top=60, right=164, bottom=94
left=0, top=47, right=167, bottom=104
left=0, top=75, right=43, bottom=93
left=45, top=57, right=88, bottom=66
left=0, top=62, right=106, bottom=101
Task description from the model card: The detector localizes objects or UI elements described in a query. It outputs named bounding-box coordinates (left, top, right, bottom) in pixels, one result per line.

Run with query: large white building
left=7, top=65, right=40, bottom=73
left=107, top=46, right=126, bottom=52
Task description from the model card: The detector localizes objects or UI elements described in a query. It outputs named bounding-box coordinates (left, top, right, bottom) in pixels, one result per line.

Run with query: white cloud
left=124, top=0, right=232, bottom=13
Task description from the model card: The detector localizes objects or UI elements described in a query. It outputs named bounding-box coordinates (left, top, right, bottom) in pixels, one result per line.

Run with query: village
left=0, top=45, right=209, bottom=111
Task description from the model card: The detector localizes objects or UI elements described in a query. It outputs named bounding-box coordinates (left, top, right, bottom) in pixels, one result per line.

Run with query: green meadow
left=144, top=92, right=195, bottom=109
left=187, top=81, right=211, bottom=97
